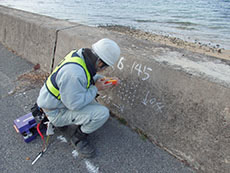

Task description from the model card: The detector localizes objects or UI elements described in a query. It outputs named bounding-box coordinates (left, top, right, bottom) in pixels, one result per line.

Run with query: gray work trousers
left=45, top=100, right=110, bottom=134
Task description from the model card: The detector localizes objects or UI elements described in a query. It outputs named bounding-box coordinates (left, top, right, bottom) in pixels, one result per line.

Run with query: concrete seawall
left=1, top=5, right=230, bottom=172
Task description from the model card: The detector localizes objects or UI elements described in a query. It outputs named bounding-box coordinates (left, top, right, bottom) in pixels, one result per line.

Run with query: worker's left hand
left=95, top=78, right=113, bottom=91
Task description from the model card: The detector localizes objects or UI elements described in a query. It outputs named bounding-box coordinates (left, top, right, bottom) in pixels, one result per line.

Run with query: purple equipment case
left=14, top=112, right=38, bottom=143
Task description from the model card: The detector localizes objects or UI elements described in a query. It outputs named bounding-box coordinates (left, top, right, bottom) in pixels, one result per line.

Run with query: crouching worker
left=37, top=38, right=120, bottom=158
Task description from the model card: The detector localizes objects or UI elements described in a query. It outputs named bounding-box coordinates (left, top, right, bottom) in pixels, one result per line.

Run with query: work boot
left=70, top=126, right=95, bottom=158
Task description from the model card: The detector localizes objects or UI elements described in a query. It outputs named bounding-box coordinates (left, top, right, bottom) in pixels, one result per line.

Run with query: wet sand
left=99, top=25, right=230, bottom=61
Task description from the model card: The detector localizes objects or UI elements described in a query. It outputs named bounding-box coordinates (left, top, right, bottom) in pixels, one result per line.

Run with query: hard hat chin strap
left=91, top=48, right=109, bottom=71
left=95, top=58, right=100, bottom=71
left=96, top=58, right=109, bottom=72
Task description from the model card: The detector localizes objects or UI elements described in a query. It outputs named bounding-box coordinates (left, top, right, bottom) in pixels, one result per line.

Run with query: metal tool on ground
left=31, top=121, right=50, bottom=165
left=32, top=149, right=45, bottom=165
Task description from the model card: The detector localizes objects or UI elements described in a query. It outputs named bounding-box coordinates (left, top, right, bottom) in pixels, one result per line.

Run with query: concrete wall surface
left=0, top=5, right=80, bottom=71
left=1, top=5, right=230, bottom=173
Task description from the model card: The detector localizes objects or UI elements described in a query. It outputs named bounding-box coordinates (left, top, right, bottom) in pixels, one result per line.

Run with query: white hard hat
left=92, top=38, right=120, bottom=66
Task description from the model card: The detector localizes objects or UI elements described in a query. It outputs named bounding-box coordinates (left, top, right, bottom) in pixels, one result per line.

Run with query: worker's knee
left=91, top=105, right=109, bottom=123
left=98, top=106, right=110, bottom=121
left=80, top=105, right=109, bottom=134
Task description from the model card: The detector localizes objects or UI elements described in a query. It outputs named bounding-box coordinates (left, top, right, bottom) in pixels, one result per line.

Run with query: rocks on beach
left=99, top=25, right=229, bottom=61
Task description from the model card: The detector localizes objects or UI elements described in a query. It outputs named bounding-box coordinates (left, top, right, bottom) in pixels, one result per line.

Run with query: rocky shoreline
left=99, top=25, right=230, bottom=61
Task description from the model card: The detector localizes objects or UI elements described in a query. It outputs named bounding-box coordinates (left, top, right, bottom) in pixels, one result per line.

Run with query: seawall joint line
left=50, top=25, right=80, bottom=73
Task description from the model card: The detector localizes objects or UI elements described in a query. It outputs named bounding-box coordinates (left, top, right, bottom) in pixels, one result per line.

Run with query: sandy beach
left=100, top=25, right=230, bottom=62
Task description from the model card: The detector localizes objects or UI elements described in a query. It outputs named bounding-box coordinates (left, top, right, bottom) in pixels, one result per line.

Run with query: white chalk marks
left=57, top=135, right=67, bottom=143
left=141, top=91, right=164, bottom=113
left=100, top=80, right=139, bottom=112
left=85, top=160, right=100, bottom=173
left=72, top=150, right=79, bottom=158
left=100, top=56, right=165, bottom=114
left=117, top=57, right=152, bottom=81
left=117, top=57, right=125, bottom=70
left=57, top=132, right=100, bottom=173
left=131, top=61, right=152, bottom=81
left=72, top=150, right=100, bottom=173
left=101, top=90, right=164, bottom=113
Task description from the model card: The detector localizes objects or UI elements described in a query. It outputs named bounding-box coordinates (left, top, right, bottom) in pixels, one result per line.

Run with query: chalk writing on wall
left=141, top=91, right=164, bottom=113
left=117, top=57, right=153, bottom=81
left=100, top=91, right=164, bottom=113
left=100, top=56, right=165, bottom=114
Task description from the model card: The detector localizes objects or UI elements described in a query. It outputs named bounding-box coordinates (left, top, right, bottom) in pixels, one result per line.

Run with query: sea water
left=0, top=0, right=229, bottom=49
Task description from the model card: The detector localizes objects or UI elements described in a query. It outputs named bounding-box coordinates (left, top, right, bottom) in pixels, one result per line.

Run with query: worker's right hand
left=95, top=78, right=112, bottom=91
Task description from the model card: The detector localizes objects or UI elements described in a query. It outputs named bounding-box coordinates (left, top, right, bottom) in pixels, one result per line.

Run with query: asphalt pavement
left=0, top=43, right=194, bottom=173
